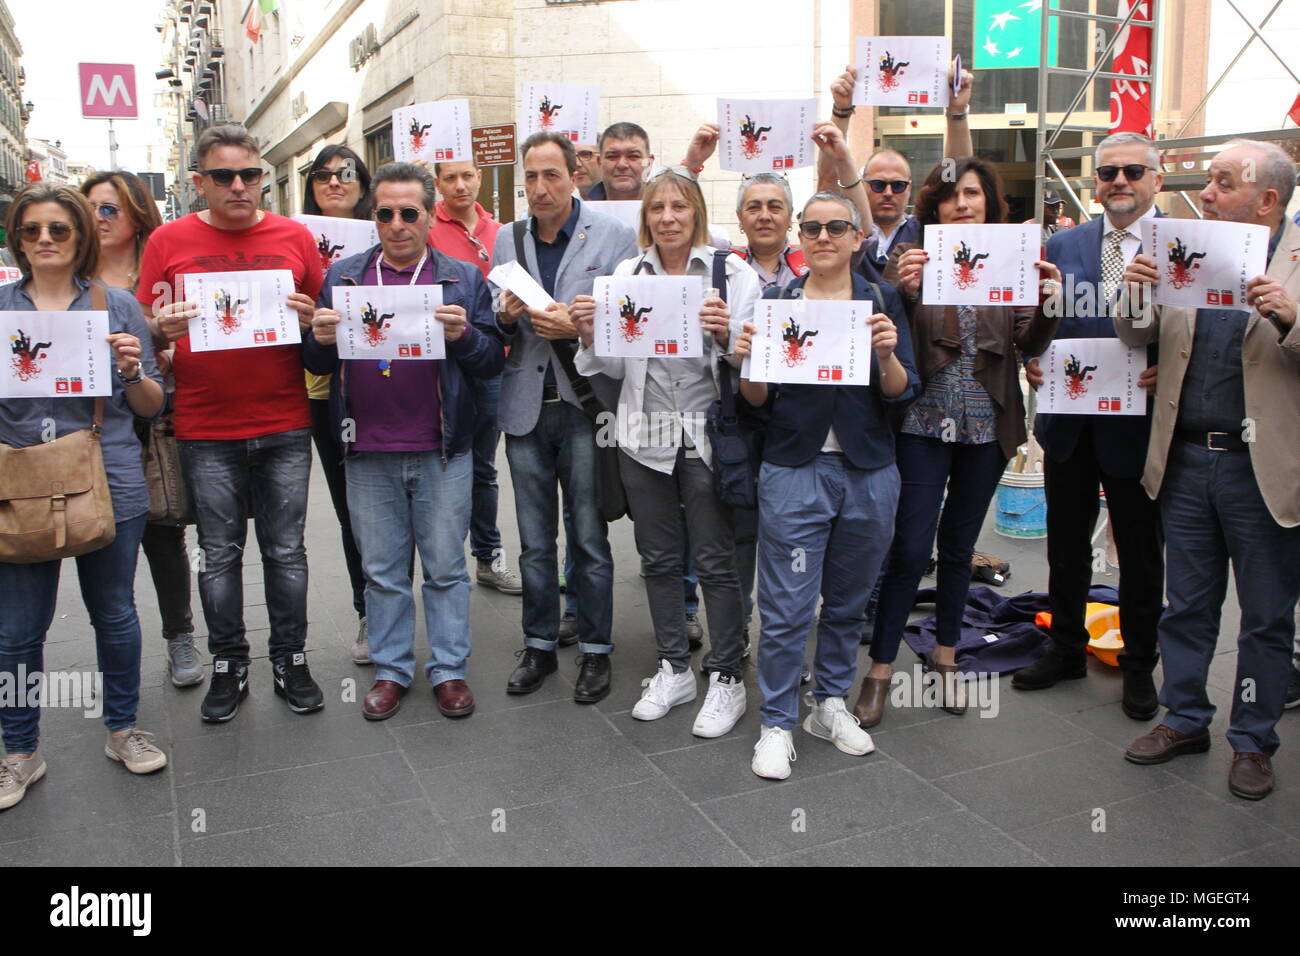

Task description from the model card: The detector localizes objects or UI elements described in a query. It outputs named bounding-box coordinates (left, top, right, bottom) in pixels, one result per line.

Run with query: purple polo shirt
left=349, top=251, right=442, bottom=452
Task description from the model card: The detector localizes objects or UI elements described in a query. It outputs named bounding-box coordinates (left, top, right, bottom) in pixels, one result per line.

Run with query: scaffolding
left=1034, top=0, right=1300, bottom=224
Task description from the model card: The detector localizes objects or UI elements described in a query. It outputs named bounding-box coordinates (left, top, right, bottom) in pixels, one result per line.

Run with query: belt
left=541, top=384, right=562, bottom=403
left=1176, top=429, right=1248, bottom=452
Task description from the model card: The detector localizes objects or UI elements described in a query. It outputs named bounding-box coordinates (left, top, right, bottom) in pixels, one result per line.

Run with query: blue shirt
left=529, top=197, right=582, bottom=387
left=1178, top=225, right=1284, bottom=434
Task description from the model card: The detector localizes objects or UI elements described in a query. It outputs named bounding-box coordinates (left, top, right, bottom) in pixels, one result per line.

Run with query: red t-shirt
left=136, top=212, right=324, bottom=440
left=427, top=201, right=501, bottom=279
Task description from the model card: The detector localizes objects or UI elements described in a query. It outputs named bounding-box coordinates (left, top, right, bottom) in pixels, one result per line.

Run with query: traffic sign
left=78, top=63, right=138, bottom=119
left=472, top=124, right=517, bottom=167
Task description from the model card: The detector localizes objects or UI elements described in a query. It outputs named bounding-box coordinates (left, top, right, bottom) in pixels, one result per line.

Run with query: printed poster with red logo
left=741, top=299, right=872, bottom=386
left=2, top=310, right=111, bottom=398
left=593, top=275, right=704, bottom=359
left=392, top=100, right=473, bottom=164
left=1140, top=218, right=1267, bottom=312
left=292, top=215, right=379, bottom=277
left=335, top=285, right=445, bottom=361
left=717, top=98, right=817, bottom=174
left=184, top=270, right=296, bottom=353
left=519, top=83, right=599, bottom=145
left=1038, top=338, right=1146, bottom=416
left=853, top=36, right=951, bottom=108
left=922, top=223, right=1037, bottom=307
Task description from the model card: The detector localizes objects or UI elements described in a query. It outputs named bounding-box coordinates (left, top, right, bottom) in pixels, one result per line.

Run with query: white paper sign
left=741, top=299, right=872, bottom=385
left=717, top=98, right=817, bottom=174
left=1141, top=218, right=1268, bottom=313
left=922, top=223, right=1038, bottom=307
left=1038, top=338, right=1147, bottom=416
left=335, top=285, right=446, bottom=361
left=585, top=201, right=643, bottom=234
left=854, top=36, right=951, bottom=108
left=392, top=99, right=473, bottom=164
left=487, top=260, right=556, bottom=313
left=292, top=215, right=379, bottom=276
left=184, top=270, right=296, bottom=353
left=593, top=275, right=704, bottom=359
left=0, top=266, right=22, bottom=286
left=520, top=83, right=599, bottom=144
left=2, top=310, right=111, bottom=398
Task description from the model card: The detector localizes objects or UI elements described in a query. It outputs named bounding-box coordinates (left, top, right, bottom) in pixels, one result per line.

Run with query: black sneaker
left=272, top=652, right=325, bottom=714
left=201, top=659, right=249, bottom=723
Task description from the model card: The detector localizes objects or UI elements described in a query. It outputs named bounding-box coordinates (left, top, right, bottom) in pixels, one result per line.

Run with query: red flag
left=25, top=159, right=42, bottom=182
left=1288, top=90, right=1300, bottom=127
left=244, top=2, right=261, bottom=43
left=1110, top=1, right=1153, bottom=136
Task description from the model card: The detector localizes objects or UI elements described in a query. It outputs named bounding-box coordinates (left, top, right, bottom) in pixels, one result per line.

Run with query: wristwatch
left=946, top=111, right=968, bottom=120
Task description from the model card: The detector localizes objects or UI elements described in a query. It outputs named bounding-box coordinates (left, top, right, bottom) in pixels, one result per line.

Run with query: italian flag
left=245, top=0, right=278, bottom=43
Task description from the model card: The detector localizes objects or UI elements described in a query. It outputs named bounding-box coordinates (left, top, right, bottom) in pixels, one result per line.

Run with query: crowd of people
left=2, top=62, right=1298, bottom=816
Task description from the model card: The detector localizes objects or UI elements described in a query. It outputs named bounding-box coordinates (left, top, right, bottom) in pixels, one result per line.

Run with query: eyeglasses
left=1095, top=164, right=1156, bottom=183
left=95, top=202, right=121, bottom=220
left=199, top=167, right=264, bottom=187
left=374, top=206, right=422, bottom=224
left=311, top=166, right=358, bottom=185
left=866, top=179, right=910, bottom=194
left=798, top=219, right=854, bottom=239
left=17, top=222, right=76, bottom=243
left=576, top=149, right=595, bottom=161
left=647, top=165, right=696, bottom=182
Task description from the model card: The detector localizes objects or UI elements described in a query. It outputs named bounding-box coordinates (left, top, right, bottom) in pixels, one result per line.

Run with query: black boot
left=573, top=653, right=611, bottom=704
left=1121, top=668, right=1159, bottom=720
left=1011, top=649, right=1087, bottom=690
left=507, top=647, right=557, bottom=695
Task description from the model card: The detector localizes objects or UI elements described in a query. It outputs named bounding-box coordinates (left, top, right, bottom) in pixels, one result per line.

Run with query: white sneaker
left=803, top=696, right=875, bottom=756
left=692, top=672, right=746, bottom=738
left=631, top=659, right=697, bottom=721
left=751, top=725, right=796, bottom=780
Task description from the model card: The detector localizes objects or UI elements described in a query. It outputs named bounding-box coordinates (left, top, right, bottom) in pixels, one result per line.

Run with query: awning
left=263, top=101, right=348, bottom=167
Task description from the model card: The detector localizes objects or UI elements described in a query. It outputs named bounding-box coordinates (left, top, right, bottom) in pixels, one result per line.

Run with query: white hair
left=1094, top=131, right=1159, bottom=168
left=1221, top=138, right=1296, bottom=210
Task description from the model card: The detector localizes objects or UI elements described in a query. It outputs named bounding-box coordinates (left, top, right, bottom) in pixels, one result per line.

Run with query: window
left=366, top=122, right=394, bottom=174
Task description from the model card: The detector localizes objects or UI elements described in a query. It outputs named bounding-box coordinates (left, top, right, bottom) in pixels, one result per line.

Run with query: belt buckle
left=1206, top=431, right=1229, bottom=452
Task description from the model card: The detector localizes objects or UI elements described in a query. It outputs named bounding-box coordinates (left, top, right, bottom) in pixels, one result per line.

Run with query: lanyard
left=374, top=247, right=429, bottom=377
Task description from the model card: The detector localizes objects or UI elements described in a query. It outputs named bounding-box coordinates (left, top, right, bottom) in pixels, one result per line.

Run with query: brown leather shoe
left=1124, top=723, right=1210, bottom=764
left=362, top=680, right=407, bottom=721
left=924, top=654, right=967, bottom=715
left=434, top=679, right=475, bottom=718
left=1228, top=751, right=1274, bottom=801
left=852, top=676, right=891, bottom=728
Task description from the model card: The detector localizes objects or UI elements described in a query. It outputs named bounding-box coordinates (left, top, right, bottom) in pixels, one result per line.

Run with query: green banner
left=973, top=0, right=1060, bottom=70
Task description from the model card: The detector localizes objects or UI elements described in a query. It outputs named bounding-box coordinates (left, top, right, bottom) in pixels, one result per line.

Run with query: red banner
left=25, top=159, right=42, bottom=182
left=1110, top=0, right=1153, bottom=136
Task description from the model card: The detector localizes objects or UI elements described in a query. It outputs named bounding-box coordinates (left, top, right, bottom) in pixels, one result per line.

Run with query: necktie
left=1101, top=228, right=1130, bottom=312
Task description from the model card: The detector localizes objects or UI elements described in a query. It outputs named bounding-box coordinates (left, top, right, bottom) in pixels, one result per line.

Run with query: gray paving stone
left=0, top=753, right=172, bottom=838
left=2, top=813, right=176, bottom=866
left=1207, top=838, right=1300, bottom=866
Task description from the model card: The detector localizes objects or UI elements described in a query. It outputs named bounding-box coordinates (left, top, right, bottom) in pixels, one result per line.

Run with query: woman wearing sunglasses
left=570, top=168, right=760, bottom=739
left=79, top=171, right=204, bottom=689
left=737, top=191, right=920, bottom=780
left=857, top=157, right=1061, bottom=726
left=0, top=183, right=168, bottom=811
left=302, top=145, right=375, bottom=665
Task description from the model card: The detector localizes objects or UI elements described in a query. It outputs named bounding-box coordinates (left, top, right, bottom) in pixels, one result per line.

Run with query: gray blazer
left=489, top=200, right=638, bottom=436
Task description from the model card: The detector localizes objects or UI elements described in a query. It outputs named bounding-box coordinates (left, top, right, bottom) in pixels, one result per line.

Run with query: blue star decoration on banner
left=975, top=0, right=1058, bottom=69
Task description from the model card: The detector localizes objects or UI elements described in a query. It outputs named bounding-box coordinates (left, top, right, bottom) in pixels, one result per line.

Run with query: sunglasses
left=311, top=166, right=358, bottom=185
left=374, top=206, right=422, bottom=224
left=647, top=165, right=696, bottom=182
left=95, top=202, right=121, bottom=220
left=1095, top=164, right=1156, bottom=183
left=798, top=219, right=854, bottom=239
left=200, top=167, right=264, bottom=186
left=18, top=222, right=76, bottom=243
left=866, top=179, right=910, bottom=194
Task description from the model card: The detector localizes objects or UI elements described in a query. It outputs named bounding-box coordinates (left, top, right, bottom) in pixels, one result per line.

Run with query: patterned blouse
left=901, top=305, right=998, bottom=445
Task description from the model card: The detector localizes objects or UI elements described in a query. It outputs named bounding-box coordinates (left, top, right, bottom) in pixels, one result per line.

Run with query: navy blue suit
left=1032, top=214, right=1164, bottom=675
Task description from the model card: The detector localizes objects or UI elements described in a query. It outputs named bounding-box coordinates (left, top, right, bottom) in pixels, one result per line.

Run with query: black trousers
left=310, top=398, right=366, bottom=618
left=1043, top=422, right=1163, bottom=672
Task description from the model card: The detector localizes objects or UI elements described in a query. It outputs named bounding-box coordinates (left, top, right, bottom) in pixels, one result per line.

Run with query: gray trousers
left=618, top=448, right=746, bottom=677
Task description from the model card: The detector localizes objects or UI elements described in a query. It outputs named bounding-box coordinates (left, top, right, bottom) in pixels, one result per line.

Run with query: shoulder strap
left=512, top=219, right=530, bottom=273
left=89, top=283, right=108, bottom=429
left=712, top=249, right=730, bottom=304
left=864, top=281, right=884, bottom=311
left=632, top=255, right=650, bottom=275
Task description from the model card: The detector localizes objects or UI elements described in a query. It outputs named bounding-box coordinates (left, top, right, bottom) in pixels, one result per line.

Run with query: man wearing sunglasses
left=1014, top=133, right=1165, bottom=729
left=429, top=160, right=522, bottom=600
left=137, top=123, right=327, bottom=723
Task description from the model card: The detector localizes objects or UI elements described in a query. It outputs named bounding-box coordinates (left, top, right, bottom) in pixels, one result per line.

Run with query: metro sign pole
left=78, top=63, right=139, bottom=170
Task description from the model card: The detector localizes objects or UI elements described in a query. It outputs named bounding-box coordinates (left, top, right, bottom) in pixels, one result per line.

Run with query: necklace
left=374, top=247, right=428, bottom=378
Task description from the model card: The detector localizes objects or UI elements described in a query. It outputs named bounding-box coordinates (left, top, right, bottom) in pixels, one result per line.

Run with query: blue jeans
left=871, top=435, right=1007, bottom=664
left=1157, top=441, right=1300, bottom=756
left=346, top=451, right=473, bottom=687
left=178, top=427, right=311, bottom=662
left=469, top=374, right=504, bottom=561
left=756, top=455, right=900, bottom=729
left=562, top=500, right=578, bottom=618
left=0, top=516, right=147, bottom=753
left=504, top=401, right=613, bottom=654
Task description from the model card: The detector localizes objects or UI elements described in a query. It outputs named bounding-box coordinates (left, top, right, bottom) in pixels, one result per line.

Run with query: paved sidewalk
left=2, top=446, right=1296, bottom=866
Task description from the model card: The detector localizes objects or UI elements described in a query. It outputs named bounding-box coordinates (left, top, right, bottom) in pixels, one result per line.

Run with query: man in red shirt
left=429, top=160, right=522, bottom=598
left=138, top=123, right=325, bottom=723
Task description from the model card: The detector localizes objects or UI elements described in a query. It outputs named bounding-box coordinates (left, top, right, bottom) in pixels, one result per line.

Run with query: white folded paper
left=593, top=275, right=704, bottom=358
left=2, top=310, right=111, bottom=397
left=335, top=285, right=446, bottom=361
left=292, top=215, right=379, bottom=276
left=854, top=36, right=951, bottom=108
left=717, top=98, right=817, bottom=174
left=742, top=299, right=873, bottom=385
left=487, top=260, right=556, bottom=313
left=520, top=82, right=599, bottom=144
left=1037, top=338, right=1147, bottom=416
left=1141, top=218, right=1268, bottom=313
left=392, top=99, right=473, bottom=164
left=922, top=223, right=1038, bottom=307
left=184, top=270, right=296, bottom=353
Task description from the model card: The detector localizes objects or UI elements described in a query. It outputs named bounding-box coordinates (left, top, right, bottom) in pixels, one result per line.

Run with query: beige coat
left=1113, top=217, right=1300, bottom=527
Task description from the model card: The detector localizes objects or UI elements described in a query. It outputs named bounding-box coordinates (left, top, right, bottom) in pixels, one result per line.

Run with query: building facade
left=0, top=0, right=26, bottom=226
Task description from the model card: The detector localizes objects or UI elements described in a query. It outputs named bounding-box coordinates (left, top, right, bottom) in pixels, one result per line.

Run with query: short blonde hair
left=638, top=170, right=709, bottom=250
